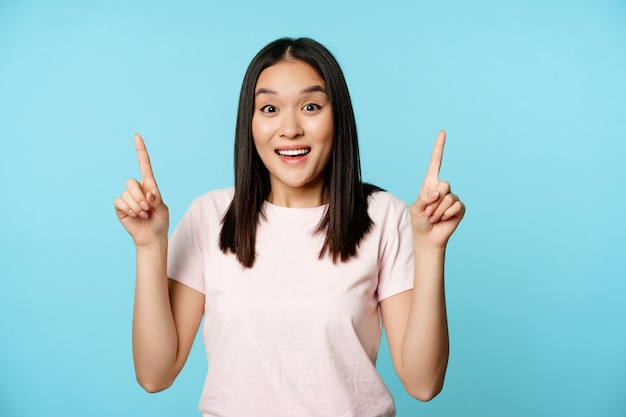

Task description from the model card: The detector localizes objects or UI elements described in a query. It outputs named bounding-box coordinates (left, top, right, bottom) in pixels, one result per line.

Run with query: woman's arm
left=114, top=134, right=204, bottom=392
left=132, top=242, right=204, bottom=393
left=380, top=247, right=448, bottom=401
left=381, top=130, right=465, bottom=401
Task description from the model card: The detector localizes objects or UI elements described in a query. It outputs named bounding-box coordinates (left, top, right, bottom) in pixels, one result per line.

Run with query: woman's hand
left=411, top=130, right=465, bottom=249
left=114, top=134, right=169, bottom=247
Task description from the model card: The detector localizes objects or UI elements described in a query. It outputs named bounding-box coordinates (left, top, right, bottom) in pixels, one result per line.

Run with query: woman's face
left=252, top=59, right=333, bottom=207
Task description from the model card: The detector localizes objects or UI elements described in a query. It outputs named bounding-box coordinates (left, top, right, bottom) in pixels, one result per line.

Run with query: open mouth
left=275, top=148, right=311, bottom=157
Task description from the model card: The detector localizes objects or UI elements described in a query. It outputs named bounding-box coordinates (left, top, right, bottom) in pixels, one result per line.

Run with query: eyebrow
left=254, top=85, right=327, bottom=97
left=301, top=85, right=326, bottom=94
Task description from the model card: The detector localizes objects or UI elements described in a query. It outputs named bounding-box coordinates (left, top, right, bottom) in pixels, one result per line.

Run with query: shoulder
left=173, top=188, right=234, bottom=240
left=192, top=187, right=234, bottom=207
left=186, top=187, right=234, bottom=219
left=366, top=188, right=410, bottom=222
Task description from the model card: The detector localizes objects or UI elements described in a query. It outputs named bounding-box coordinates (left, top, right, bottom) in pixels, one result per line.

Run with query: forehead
left=255, top=60, right=326, bottom=91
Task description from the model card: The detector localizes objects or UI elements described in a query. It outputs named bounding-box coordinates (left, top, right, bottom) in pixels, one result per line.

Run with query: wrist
left=135, top=236, right=168, bottom=253
left=413, top=237, right=447, bottom=254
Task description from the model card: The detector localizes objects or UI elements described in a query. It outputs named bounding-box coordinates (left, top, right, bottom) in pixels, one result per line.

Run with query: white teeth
left=277, top=149, right=310, bottom=156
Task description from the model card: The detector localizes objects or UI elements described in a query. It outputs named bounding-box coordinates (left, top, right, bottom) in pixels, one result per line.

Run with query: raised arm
left=114, top=134, right=204, bottom=393
left=381, top=130, right=465, bottom=401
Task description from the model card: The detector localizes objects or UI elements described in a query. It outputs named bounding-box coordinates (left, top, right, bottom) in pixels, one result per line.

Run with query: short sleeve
left=376, top=198, right=414, bottom=302
left=167, top=199, right=206, bottom=294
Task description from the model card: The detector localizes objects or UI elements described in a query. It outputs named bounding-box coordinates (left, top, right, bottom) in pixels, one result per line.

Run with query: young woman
left=114, top=37, right=465, bottom=417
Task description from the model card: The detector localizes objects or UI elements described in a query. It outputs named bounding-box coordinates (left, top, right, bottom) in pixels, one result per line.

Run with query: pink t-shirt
left=168, top=188, right=414, bottom=417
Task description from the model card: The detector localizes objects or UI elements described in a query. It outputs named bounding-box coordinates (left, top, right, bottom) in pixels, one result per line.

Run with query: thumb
left=145, top=184, right=167, bottom=215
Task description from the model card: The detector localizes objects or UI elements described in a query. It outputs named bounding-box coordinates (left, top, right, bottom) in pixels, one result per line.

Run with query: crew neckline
left=261, top=200, right=328, bottom=222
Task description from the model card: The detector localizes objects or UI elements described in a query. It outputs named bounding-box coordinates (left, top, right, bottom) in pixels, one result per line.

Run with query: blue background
left=1, top=0, right=625, bottom=416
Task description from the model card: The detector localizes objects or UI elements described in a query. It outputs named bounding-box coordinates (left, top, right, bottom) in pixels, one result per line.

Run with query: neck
left=268, top=184, right=327, bottom=208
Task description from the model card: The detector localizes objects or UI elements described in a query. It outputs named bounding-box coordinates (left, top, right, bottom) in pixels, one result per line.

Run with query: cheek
left=320, top=117, right=334, bottom=144
left=252, top=117, right=276, bottom=146
left=305, top=114, right=334, bottom=143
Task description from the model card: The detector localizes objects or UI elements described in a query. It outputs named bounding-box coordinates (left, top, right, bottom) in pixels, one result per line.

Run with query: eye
left=260, top=105, right=277, bottom=113
left=303, top=103, right=321, bottom=112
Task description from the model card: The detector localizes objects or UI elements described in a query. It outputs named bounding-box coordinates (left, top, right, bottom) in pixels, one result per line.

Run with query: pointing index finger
left=134, top=133, right=155, bottom=181
left=426, top=130, right=446, bottom=180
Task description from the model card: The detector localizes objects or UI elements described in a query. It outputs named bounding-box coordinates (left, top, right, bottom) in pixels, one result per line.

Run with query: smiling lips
left=276, top=148, right=311, bottom=157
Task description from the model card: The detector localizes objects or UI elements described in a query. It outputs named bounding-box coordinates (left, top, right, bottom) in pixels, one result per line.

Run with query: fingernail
left=425, top=206, right=434, bottom=216
left=429, top=215, right=437, bottom=223
left=147, top=192, right=155, bottom=202
left=139, top=211, right=149, bottom=219
left=128, top=209, right=137, bottom=217
left=140, top=201, right=150, bottom=211
left=428, top=190, right=440, bottom=199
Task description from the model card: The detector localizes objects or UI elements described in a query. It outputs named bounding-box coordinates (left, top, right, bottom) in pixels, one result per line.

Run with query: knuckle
left=126, top=178, right=138, bottom=188
left=121, top=191, right=135, bottom=204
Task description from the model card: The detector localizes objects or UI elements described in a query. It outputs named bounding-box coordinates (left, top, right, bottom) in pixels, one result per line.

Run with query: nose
left=279, top=111, right=303, bottom=139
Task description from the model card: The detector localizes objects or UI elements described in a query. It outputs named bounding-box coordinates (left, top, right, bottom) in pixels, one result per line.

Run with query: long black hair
left=220, top=37, right=378, bottom=268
